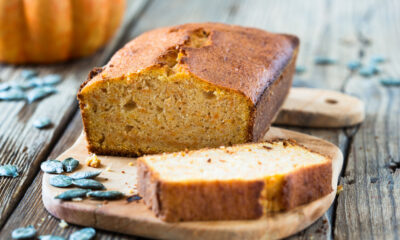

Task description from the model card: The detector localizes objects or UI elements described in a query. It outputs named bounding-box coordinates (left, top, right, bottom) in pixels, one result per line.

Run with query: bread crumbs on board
left=129, top=189, right=138, bottom=194
left=86, top=154, right=101, bottom=168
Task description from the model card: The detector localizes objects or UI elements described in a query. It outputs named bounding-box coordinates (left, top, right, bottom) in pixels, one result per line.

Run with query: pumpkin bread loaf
left=137, top=139, right=332, bottom=222
left=78, top=23, right=299, bottom=156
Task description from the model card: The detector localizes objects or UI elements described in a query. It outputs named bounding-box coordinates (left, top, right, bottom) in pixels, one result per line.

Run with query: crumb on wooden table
left=337, top=185, right=343, bottom=195
left=59, top=219, right=69, bottom=229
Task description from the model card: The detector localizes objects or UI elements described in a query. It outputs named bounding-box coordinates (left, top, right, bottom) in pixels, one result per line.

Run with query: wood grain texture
left=3, top=0, right=394, bottom=239
left=0, top=0, right=348, bottom=239
left=0, top=0, right=149, bottom=229
left=334, top=0, right=400, bottom=239
left=41, top=127, right=343, bottom=240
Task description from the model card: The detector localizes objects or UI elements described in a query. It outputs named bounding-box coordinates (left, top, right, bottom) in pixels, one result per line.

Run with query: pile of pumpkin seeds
left=41, top=158, right=124, bottom=201
left=0, top=69, right=61, bottom=102
left=347, top=55, right=385, bottom=77
left=11, top=225, right=96, bottom=240
left=346, top=55, right=400, bottom=85
left=296, top=36, right=398, bottom=87
left=296, top=54, right=400, bottom=86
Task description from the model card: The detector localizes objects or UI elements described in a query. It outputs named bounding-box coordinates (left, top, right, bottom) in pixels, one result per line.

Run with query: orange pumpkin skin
left=0, top=0, right=125, bottom=64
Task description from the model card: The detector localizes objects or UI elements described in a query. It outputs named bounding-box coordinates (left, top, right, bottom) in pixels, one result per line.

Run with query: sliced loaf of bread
left=137, top=139, right=332, bottom=222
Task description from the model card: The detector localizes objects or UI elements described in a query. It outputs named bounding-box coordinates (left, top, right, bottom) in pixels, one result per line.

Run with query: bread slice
left=137, top=140, right=332, bottom=222
left=77, top=23, right=299, bottom=156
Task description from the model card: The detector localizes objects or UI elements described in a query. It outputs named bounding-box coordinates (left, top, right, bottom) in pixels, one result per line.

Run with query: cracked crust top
left=80, top=22, right=299, bottom=104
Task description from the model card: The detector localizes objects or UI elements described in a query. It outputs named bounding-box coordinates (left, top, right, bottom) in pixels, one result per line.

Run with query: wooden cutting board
left=275, top=87, right=365, bottom=127
left=42, top=127, right=343, bottom=240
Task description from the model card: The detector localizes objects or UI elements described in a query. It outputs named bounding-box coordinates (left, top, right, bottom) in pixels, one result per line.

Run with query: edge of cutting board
left=42, top=127, right=343, bottom=240
left=274, top=87, right=365, bottom=128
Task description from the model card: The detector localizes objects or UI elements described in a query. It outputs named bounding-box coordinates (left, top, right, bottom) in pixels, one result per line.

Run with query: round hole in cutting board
left=325, top=99, right=338, bottom=104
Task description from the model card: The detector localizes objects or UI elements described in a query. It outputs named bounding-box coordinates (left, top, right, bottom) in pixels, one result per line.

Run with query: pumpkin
left=0, top=0, right=125, bottom=64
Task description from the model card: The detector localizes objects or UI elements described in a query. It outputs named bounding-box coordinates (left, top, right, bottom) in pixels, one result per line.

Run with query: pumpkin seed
left=72, top=179, right=105, bottom=190
left=0, top=82, right=11, bottom=91
left=39, top=235, right=65, bottom=240
left=27, top=77, right=45, bottom=87
left=11, top=225, right=36, bottom=239
left=42, top=86, right=58, bottom=93
left=295, top=65, right=306, bottom=74
left=380, top=77, right=400, bottom=86
left=346, top=60, right=361, bottom=70
left=20, top=70, right=38, bottom=80
left=10, top=81, right=36, bottom=90
left=55, top=189, right=89, bottom=200
left=359, top=65, right=379, bottom=77
left=0, top=88, right=26, bottom=101
left=69, top=170, right=102, bottom=180
left=29, top=76, right=61, bottom=87
left=49, top=175, right=73, bottom=188
left=370, top=55, right=386, bottom=64
left=62, top=157, right=79, bottom=172
left=9, top=85, right=24, bottom=91
left=127, top=194, right=142, bottom=203
left=370, top=65, right=380, bottom=74
left=87, top=190, right=124, bottom=200
left=0, top=164, right=19, bottom=178
left=33, top=117, right=52, bottom=129
left=41, top=160, right=64, bottom=174
left=314, top=56, right=337, bottom=65
left=42, top=74, right=62, bottom=85
left=359, top=66, right=374, bottom=77
left=69, top=227, right=96, bottom=240
left=26, top=87, right=57, bottom=103
left=292, top=79, right=312, bottom=88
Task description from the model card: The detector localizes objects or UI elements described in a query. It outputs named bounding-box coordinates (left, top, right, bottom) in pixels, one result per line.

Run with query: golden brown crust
left=80, top=23, right=299, bottom=104
left=137, top=140, right=333, bottom=222
left=251, top=49, right=298, bottom=141
left=282, top=163, right=332, bottom=209
left=138, top=159, right=264, bottom=222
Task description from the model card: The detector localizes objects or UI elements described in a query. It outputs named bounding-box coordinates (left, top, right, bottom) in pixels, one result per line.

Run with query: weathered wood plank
left=1, top=0, right=370, bottom=239
left=0, top=0, right=149, bottom=228
left=334, top=0, right=400, bottom=239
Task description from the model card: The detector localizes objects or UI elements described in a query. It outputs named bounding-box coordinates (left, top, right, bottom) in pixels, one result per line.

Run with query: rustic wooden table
left=0, top=0, right=398, bottom=239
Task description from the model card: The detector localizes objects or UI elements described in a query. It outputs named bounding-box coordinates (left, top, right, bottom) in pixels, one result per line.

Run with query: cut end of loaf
left=137, top=140, right=333, bottom=222
left=77, top=23, right=299, bottom=156
left=78, top=66, right=252, bottom=156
